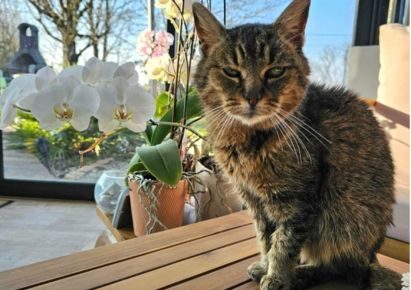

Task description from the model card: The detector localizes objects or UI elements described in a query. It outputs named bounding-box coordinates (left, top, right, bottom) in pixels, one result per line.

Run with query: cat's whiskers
left=295, top=110, right=310, bottom=121
left=205, top=104, right=226, bottom=114
left=276, top=112, right=312, bottom=164
left=206, top=108, right=225, bottom=121
left=288, top=123, right=313, bottom=163
left=214, top=112, right=232, bottom=145
left=272, top=113, right=300, bottom=165
left=216, top=114, right=234, bottom=145
left=277, top=114, right=305, bottom=165
left=283, top=115, right=313, bottom=146
left=206, top=108, right=227, bottom=129
left=204, top=106, right=226, bottom=122
left=205, top=105, right=226, bottom=122
left=221, top=114, right=237, bottom=145
left=277, top=108, right=331, bottom=149
left=207, top=113, right=228, bottom=141
left=280, top=108, right=331, bottom=144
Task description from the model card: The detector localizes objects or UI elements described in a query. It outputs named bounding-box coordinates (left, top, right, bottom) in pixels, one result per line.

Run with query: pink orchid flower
left=137, top=29, right=174, bottom=58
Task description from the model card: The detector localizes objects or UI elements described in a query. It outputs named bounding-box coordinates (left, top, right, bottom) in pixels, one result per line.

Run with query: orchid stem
left=13, top=104, right=31, bottom=113
left=149, top=119, right=206, bottom=141
left=186, top=115, right=204, bottom=126
left=78, top=131, right=112, bottom=167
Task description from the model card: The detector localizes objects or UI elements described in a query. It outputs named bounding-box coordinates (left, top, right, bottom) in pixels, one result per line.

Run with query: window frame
left=354, top=0, right=408, bottom=46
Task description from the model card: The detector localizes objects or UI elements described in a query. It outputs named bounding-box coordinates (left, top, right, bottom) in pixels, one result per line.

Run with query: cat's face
left=193, top=0, right=311, bottom=127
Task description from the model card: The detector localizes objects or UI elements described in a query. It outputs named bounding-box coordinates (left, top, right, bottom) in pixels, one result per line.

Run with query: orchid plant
left=0, top=0, right=204, bottom=188
left=128, top=0, right=204, bottom=187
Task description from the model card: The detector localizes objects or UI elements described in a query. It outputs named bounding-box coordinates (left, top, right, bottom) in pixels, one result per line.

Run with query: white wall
left=346, top=46, right=380, bottom=99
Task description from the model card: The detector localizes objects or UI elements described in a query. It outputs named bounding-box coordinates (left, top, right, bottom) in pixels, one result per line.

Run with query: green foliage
left=6, top=113, right=51, bottom=151
left=150, top=88, right=203, bottom=145
left=154, top=92, right=173, bottom=119
left=128, top=140, right=182, bottom=186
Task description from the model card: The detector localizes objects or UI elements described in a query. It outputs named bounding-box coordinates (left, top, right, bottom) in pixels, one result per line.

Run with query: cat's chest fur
left=211, top=125, right=312, bottom=198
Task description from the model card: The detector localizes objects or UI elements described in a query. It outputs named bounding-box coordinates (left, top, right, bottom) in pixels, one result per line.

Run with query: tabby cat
left=192, top=1, right=401, bottom=289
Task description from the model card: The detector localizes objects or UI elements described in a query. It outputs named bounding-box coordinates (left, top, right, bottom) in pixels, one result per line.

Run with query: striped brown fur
left=192, top=1, right=401, bottom=289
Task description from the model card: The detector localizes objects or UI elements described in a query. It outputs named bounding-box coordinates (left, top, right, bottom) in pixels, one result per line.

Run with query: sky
left=222, top=0, right=357, bottom=61
left=302, top=0, right=357, bottom=59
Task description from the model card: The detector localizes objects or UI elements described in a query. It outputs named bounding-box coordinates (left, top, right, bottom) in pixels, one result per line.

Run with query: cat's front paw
left=247, top=261, right=267, bottom=282
left=260, top=274, right=290, bottom=290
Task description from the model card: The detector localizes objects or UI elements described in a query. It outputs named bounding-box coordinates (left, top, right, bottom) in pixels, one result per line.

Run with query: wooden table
left=95, top=207, right=135, bottom=242
left=0, top=211, right=408, bottom=290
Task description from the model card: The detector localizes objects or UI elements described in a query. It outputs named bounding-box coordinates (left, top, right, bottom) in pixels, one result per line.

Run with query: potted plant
left=126, top=0, right=208, bottom=235
left=0, top=0, right=238, bottom=236
left=126, top=91, right=204, bottom=235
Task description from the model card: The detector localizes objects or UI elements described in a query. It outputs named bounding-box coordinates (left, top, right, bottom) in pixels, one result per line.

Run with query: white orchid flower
left=1, top=57, right=151, bottom=133
left=0, top=67, right=56, bottom=128
left=95, top=76, right=155, bottom=133
left=59, top=65, right=84, bottom=81
left=114, top=62, right=139, bottom=84
left=81, top=57, right=150, bottom=133
left=30, top=70, right=100, bottom=131
left=83, top=57, right=138, bottom=85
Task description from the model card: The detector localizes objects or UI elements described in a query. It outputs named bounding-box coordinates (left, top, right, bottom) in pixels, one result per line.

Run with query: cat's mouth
left=227, top=105, right=275, bottom=126
left=244, top=107, right=257, bottom=118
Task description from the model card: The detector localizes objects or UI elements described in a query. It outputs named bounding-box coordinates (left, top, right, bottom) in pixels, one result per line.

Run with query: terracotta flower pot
left=129, top=179, right=188, bottom=236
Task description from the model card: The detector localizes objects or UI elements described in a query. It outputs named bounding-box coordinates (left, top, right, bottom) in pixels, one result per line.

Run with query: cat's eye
left=223, top=67, right=241, bottom=78
left=265, top=67, right=286, bottom=79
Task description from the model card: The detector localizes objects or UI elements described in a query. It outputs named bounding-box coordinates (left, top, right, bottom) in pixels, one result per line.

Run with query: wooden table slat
left=168, top=255, right=260, bottom=290
left=232, top=281, right=259, bottom=290
left=100, top=239, right=259, bottom=290
left=0, top=211, right=251, bottom=289
left=96, top=207, right=135, bottom=241
left=377, top=253, right=410, bottom=274
left=32, top=224, right=256, bottom=290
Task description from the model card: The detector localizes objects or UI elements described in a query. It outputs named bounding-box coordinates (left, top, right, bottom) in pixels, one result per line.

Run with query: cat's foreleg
left=247, top=210, right=275, bottom=282
left=240, top=189, right=275, bottom=283
left=260, top=219, right=310, bottom=290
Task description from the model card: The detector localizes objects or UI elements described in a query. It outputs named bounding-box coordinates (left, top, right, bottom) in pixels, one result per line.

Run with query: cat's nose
left=245, top=87, right=261, bottom=107
left=245, top=93, right=261, bottom=107
left=248, top=96, right=259, bottom=107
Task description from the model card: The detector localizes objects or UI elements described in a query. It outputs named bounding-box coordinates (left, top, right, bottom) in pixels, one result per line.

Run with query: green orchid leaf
left=125, top=160, right=145, bottom=187
left=127, top=160, right=146, bottom=174
left=127, top=150, right=147, bottom=175
left=143, top=125, right=153, bottom=145
left=150, top=91, right=203, bottom=145
left=135, top=140, right=182, bottom=186
left=155, top=92, right=173, bottom=118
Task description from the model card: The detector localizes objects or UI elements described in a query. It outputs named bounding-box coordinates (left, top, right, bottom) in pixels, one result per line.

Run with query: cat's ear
left=192, top=3, right=226, bottom=54
left=274, top=0, right=310, bottom=49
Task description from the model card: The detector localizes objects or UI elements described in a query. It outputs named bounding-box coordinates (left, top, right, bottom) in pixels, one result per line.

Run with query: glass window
left=1, top=0, right=148, bottom=188
left=0, top=0, right=358, bottom=193
left=2, top=123, right=145, bottom=183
